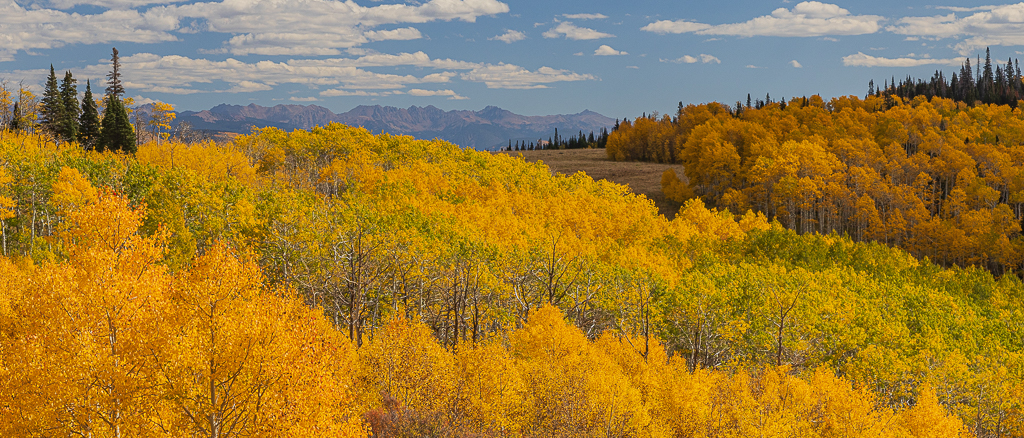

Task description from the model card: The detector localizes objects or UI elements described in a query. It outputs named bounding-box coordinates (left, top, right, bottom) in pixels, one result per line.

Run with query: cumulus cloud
left=491, top=29, right=526, bottom=43
left=365, top=27, right=423, bottom=42
left=594, top=45, right=627, bottom=56
left=542, top=22, right=614, bottom=40
left=889, top=3, right=1024, bottom=55
left=642, top=1, right=882, bottom=37
left=842, top=52, right=965, bottom=67
left=290, top=96, right=320, bottom=102
left=40, top=0, right=189, bottom=8
left=0, top=0, right=510, bottom=59
left=563, top=13, right=608, bottom=20
left=407, top=89, right=469, bottom=99
left=790, top=59, right=803, bottom=68
left=660, top=54, right=720, bottom=64
left=459, top=63, right=595, bottom=89
left=29, top=52, right=457, bottom=95
left=0, top=50, right=596, bottom=94
left=0, top=1, right=179, bottom=61
left=641, top=20, right=712, bottom=34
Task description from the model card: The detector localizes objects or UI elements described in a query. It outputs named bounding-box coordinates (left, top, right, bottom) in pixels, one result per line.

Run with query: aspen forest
left=0, top=119, right=1019, bottom=436
left=617, top=93, right=1024, bottom=275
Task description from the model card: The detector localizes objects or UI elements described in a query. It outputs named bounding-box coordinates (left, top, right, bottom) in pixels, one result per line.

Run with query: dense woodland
left=611, top=92, right=1024, bottom=275
left=0, top=123, right=1019, bottom=436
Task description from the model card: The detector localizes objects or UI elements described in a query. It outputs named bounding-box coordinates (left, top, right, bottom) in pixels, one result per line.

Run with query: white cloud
left=407, top=89, right=469, bottom=99
left=660, top=54, right=720, bottom=64
left=931, top=5, right=999, bottom=12
left=459, top=63, right=595, bottom=89
left=641, top=1, right=882, bottom=37
left=542, top=22, right=614, bottom=40
left=0, top=51, right=596, bottom=94
left=700, top=54, right=721, bottom=63
left=365, top=27, right=424, bottom=42
left=842, top=52, right=965, bottom=67
left=641, top=20, right=712, bottom=34
left=40, top=0, right=189, bottom=8
left=790, top=59, right=803, bottom=68
left=626, top=65, right=639, bottom=69
left=27, top=52, right=459, bottom=95
left=0, top=1, right=179, bottom=61
left=128, top=95, right=159, bottom=106
left=745, top=65, right=762, bottom=68
left=491, top=29, right=526, bottom=43
left=0, top=0, right=510, bottom=59
left=290, top=96, right=320, bottom=102
left=889, top=4, right=1024, bottom=55
left=594, top=45, right=627, bottom=56
left=563, top=13, right=608, bottom=20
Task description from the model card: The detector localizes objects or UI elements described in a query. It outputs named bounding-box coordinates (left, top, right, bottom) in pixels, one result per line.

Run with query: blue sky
left=1, top=0, right=1021, bottom=117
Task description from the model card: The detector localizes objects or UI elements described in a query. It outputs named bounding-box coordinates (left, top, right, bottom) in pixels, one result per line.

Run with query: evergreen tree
left=9, top=102, right=20, bottom=132
left=99, top=95, right=134, bottom=153
left=983, top=48, right=994, bottom=102
left=40, top=65, right=63, bottom=137
left=106, top=47, right=125, bottom=99
left=78, top=80, right=100, bottom=150
left=58, top=71, right=79, bottom=143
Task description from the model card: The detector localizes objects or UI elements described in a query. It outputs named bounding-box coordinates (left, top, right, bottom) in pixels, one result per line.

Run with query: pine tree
left=78, top=80, right=101, bottom=150
left=40, top=65, right=63, bottom=138
left=58, top=71, right=79, bottom=143
left=106, top=48, right=125, bottom=99
left=99, top=95, right=134, bottom=153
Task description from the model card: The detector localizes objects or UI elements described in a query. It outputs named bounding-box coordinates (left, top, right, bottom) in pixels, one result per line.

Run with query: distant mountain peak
left=175, top=103, right=615, bottom=150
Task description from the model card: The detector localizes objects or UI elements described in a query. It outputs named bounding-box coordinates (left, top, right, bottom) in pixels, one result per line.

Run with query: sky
left=2, top=0, right=1024, bottom=118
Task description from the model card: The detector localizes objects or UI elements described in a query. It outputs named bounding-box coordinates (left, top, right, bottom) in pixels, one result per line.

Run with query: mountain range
left=172, top=104, right=616, bottom=150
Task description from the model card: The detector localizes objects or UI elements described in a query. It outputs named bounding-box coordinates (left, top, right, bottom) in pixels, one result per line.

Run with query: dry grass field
left=495, top=148, right=686, bottom=219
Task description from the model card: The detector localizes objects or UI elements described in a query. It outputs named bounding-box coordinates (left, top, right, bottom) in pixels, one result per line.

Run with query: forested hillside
left=611, top=94, right=1024, bottom=275
left=0, top=125, right=1022, bottom=436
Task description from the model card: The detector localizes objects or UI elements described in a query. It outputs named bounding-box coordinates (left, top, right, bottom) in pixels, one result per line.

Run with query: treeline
left=870, top=47, right=1024, bottom=108
left=610, top=93, right=1024, bottom=274
left=0, top=125, right=1022, bottom=435
left=1, top=47, right=176, bottom=152
left=503, top=126, right=609, bottom=151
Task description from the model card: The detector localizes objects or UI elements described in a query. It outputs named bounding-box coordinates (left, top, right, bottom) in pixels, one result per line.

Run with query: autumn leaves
left=0, top=170, right=366, bottom=436
left=0, top=122, right=1019, bottom=436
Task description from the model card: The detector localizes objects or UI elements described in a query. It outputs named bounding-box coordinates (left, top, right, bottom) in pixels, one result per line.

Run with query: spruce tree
left=983, top=48, right=994, bottom=102
left=40, top=65, right=63, bottom=138
left=106, top=47, right=125, bottom=99
left=78, top=80, right=101, bottom=150
left=99, top=47, right=135, bottom=153
left=58, top=71, right=79, bottom=143
left=99, top=95, right=134, bottom=153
